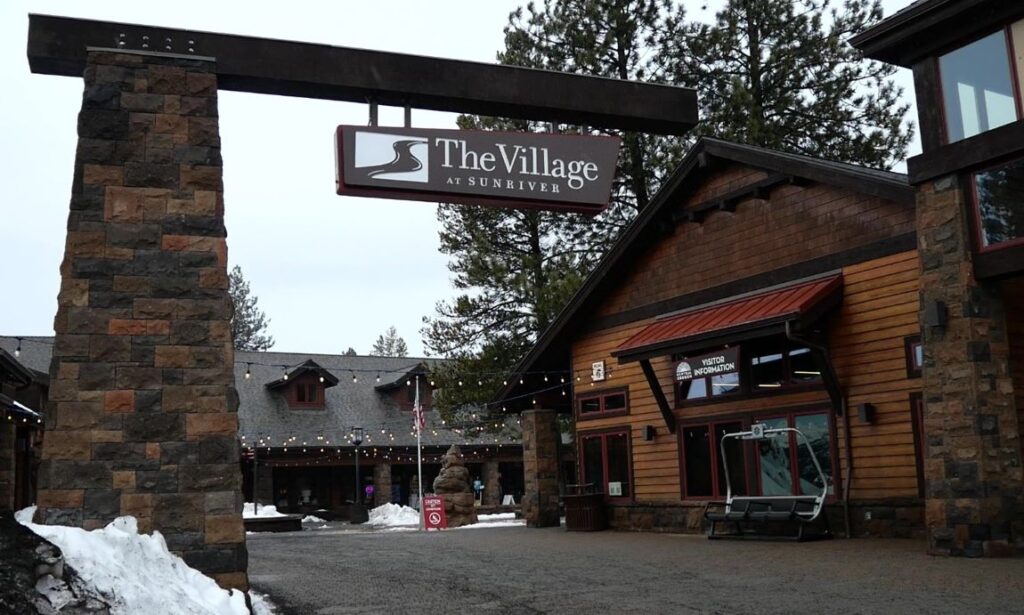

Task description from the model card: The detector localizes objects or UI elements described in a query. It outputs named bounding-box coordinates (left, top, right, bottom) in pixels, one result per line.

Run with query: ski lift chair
left=703, top=423, right=832, bottom=541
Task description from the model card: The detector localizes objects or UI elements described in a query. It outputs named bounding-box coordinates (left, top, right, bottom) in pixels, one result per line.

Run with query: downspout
left=785, top=321, right=852, bottom=539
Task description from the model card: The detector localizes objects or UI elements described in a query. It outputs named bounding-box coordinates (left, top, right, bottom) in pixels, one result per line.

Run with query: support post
left=38, top=49, right=248, bottom=590
left=483, top=460, right=500, bottom=506
left=373, top=462, right=391, bottom=507
left=916, top=174, right=1024, bottom=556
left=521, top=409, right=560, bottom=527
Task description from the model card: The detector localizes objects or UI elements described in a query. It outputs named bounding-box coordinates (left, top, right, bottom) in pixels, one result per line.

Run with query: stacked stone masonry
left=916, top=176, right=1024, bottom=556
left=38, top=49, right=248, bottom=589
left=521, top=409, right=560, bottom=527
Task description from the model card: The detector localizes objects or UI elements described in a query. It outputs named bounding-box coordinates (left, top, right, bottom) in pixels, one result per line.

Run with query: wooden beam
left=639, top=359, right=676, bottom=433
left=26, top=13, right=698, bottom=135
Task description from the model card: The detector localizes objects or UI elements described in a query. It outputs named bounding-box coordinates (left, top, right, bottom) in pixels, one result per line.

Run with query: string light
left=14, top=337, right=22, bottom=358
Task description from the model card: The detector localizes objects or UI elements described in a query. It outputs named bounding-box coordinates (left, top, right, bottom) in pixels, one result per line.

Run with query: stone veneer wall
left=521, top=409, right=560, bottom=527
left=373, top=463, right=391, bottom=507
left=483, top=460, right=501, bottom=506
left=37, top=49, right=248, bottom=589
left=916, top=175, right=1024, bottom=556
left=0, top=424, right=14, bottom=511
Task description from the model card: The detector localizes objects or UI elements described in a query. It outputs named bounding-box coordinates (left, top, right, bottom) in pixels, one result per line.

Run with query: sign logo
left=353, top=132, right=429, bottom=183
left=675, top=361, right=693, bottom=382
left=336, top=125, right=620, bottom=214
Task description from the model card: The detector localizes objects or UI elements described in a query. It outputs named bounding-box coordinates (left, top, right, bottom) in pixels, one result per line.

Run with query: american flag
left=412, top=376, right=425, bottom=433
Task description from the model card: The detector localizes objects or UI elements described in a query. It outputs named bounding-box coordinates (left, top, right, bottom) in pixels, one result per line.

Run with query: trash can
left=564, top=484, right=607, bottom=531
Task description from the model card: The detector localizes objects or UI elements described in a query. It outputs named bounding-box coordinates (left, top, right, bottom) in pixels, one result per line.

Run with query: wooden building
left=498, top=137, right=932, bottom=536
left=852, top=0, right=1024, bottom=555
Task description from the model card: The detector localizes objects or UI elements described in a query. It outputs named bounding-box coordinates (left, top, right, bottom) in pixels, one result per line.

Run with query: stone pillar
left=917, top=175, right=1024, bottom=556
left=37, top=50, right=248, bottom=588
left=483, top=460, right=500, bottom=506
left=521, top=409, right=560, bottom=527
left=373, top=463, right=391, bottom=507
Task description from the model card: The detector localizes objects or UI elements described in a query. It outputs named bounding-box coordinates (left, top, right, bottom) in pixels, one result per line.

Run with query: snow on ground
left=367, top=503, right=421, bottom=527
left=243, top=502, right=287, bottom=519
left=455, top=512, right=525, bottom=530
left=16, top=506, right=249, bottom=615
left=250, top=590, right=278, bottom=614
left=301, top=515, right=327, bottom=524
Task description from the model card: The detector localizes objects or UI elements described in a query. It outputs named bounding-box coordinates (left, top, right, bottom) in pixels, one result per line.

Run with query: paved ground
left=248, top=525, right=1024, bottom=614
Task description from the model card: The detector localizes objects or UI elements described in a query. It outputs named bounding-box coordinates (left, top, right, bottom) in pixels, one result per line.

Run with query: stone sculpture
left=431, top=445, right=477, bottom=528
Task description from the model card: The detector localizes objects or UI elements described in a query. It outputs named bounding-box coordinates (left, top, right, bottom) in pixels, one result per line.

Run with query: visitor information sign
left=423, top=495, right=447, bottom=531
left=336, top=126, right=620, bottom=214
left=675, top=348, right=740, bottom=382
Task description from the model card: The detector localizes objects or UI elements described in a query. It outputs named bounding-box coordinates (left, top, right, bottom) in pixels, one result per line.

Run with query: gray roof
left=0, top=336, right=519, bottom=448
left=0, top=336, right=51, bottom=379
left=235, top=349, right=518, bottom=448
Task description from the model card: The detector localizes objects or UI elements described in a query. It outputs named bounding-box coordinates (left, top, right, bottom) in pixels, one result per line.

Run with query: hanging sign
left=675, top=347, right=740, bottom=382
left=423, top=494, right=447, bottom=531
left=336, top=126, right=620, bottom=214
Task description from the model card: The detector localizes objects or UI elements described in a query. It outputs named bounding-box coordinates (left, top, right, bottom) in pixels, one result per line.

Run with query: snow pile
left=367, top=503, right=421, bottom=527
left=301, top=515, right=327, bottom=524
left=16, top=506, right=249, bottom=615
left=456, top=512, right=524, bottom=530
left=243, top=502, right=287, bottom=519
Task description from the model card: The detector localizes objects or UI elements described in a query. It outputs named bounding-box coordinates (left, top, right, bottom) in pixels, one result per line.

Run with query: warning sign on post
left=423, top=495, right=447, bottom=531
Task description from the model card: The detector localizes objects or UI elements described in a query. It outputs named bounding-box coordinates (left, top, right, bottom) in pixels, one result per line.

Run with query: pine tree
left=228, top=265, right=274, bottom=352
left=343, top=347, right=358, bottom=357
left=371, top=326, right=409, bottom=357
left=424, top=0, right=681, bottom=418
left=669, top=0, right=913, bottom=169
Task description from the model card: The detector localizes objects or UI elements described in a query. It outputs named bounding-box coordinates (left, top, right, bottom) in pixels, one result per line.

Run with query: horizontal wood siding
left=832, top=250, right=921, bottom=500
left=571, top=250, right=922, bottom=504
left=598, top=166, right=917, bottom=318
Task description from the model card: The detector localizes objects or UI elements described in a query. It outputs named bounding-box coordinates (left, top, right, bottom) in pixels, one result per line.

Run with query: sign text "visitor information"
left=335, top=126, right=620, bottom=214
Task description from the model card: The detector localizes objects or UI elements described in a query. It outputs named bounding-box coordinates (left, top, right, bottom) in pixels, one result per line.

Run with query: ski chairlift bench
left=703, top=424, right=832, bottom=541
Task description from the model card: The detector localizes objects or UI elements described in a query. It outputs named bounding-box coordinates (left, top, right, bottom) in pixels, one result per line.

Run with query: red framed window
left=678, top=409, right=837, bottom=500
left=971, top=157, right=1024, bottom=251
left=578, top=429, right=632, bottom=500
left=288, top=375, right=324, bottom=409
left=576, top=387, right=628, bottom=421
left=905, top=335, right=923, bottom=378
left=680, top=420, right=748, bottom=499
left=909, top=392, right=926, bottom=499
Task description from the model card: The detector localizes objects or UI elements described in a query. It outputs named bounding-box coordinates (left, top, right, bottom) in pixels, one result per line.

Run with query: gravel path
left=248, top=525, right=1024, bottom=614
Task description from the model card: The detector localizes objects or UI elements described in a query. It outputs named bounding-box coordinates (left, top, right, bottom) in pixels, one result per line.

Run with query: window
left=973, top=158, right=1024, bottom=250
left=681, top=421, right=748, bottom=499
left=576, top=388, right=628, bottom=420
left=939, top=30, right=1019, bottom=143
left=579, top=429, right=631, bottom=499
left=909, top=393, right=926, bottom=499
left=905, top=335, right=923, bottom=378
left=289, top=376, right=324, bottom=408
left=678, top=410, right=836, bottom=500
left=674, top=338, right=822, bottom=406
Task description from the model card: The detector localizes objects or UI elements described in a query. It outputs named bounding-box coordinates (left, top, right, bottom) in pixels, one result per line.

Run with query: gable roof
left=0, top=337, right=50, bottom=384
left=263, top=359, right=340, bottom=390
left=492, top=137, right=912, bottom=408
left=0, top=337, right=518, bottom=448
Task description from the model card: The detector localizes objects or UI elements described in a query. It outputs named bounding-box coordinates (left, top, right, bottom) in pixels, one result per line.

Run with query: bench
left=704, top=496, right=831, bottom=541
left=702, top=424, right=832, bottom=541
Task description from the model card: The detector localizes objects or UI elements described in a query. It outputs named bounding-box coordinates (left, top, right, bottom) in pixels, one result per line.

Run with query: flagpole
left=416, top=374, right=425, bottom=531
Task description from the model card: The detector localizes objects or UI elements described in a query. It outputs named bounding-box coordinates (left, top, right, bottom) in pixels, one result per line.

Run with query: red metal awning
left=613, top=275, right=843, bottom=362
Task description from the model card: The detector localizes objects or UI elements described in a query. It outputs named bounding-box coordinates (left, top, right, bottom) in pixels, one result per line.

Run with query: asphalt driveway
left=248, top=525, right=1024, bottom=614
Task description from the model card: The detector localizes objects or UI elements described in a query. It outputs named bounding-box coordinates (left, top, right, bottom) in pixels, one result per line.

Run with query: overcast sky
left=0, top=0, right=917, bottom=357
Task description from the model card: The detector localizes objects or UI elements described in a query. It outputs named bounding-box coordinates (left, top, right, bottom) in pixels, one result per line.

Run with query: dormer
left=853, top=1, right=1024, bottom=278
left=374, top=364, right=433, bottom=410
left=265, top=360, right=338, bottom=409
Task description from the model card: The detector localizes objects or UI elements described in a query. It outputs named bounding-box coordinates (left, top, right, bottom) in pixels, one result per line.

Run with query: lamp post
left=350, top=426, right=368, bottom=524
